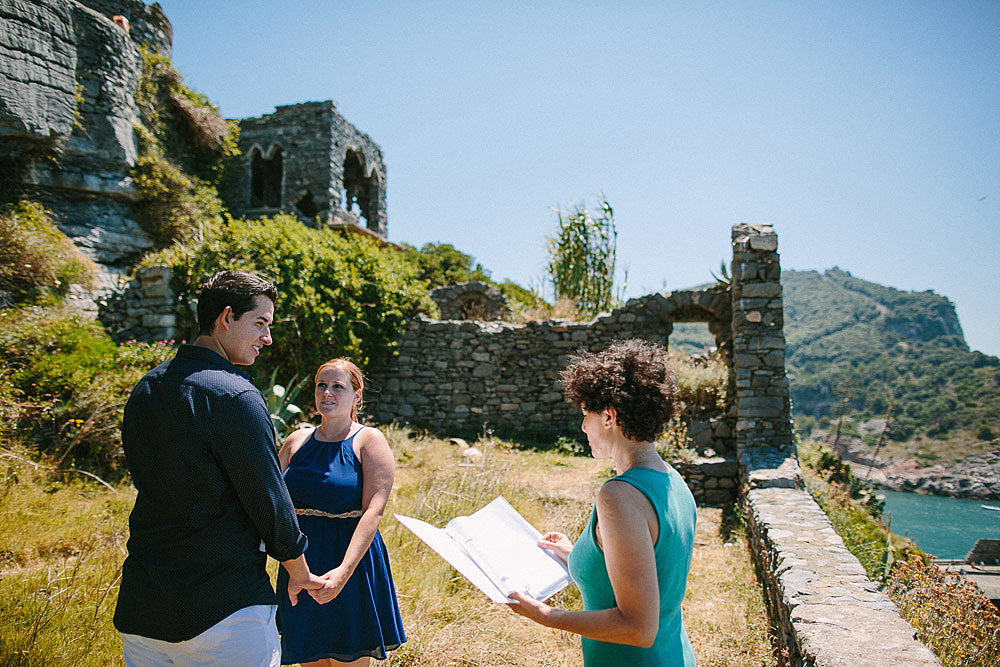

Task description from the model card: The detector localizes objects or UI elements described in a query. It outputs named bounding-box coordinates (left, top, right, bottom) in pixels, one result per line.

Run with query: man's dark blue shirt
left=113, top=344, right=307, bottom=642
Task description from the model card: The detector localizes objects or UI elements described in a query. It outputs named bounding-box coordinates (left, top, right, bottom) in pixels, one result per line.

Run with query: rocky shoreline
left=835, top=445, right=1000, bottom=501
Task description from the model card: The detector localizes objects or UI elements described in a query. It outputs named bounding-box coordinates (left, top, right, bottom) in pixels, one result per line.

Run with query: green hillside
left=783, top=269, right=999, bottom=463
left=672, top=268, right=1000, bottom=464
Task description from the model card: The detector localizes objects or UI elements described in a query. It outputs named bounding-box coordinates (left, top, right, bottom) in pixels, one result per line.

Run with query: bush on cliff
left=0, top=201, right=96, bottom=303
left=135, top=46, right=238, bottom=185
left=131, top=125, right=225, bottom=247
left=144, top=215, right=433, bottom=381
left=798, top=439, right=921, bottom=583
left=130, top=47, right=233, bottom=248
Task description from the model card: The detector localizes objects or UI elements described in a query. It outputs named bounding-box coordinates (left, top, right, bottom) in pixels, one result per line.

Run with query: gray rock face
left=0, top=0, right=78, bottom=149
left=1, top=0, right=163, bottom=294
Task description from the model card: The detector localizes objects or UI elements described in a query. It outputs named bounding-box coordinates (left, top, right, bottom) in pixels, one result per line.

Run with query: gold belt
left=295, top=508, right=363, bottom=519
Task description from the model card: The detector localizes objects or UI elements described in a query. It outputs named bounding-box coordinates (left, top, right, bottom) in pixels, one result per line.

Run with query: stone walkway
left=743, top=455, right=941, bottom=666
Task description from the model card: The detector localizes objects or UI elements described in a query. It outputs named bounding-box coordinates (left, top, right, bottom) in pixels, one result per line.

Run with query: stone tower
left=224, top=101, right=388, bottom=239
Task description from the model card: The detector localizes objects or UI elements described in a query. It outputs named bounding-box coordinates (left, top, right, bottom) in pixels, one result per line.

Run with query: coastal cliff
left=0, top=0, right=172, bottom=293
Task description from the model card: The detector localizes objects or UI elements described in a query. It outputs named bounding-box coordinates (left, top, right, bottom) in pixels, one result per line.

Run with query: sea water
left=880, top=489, right=1000, bottom=559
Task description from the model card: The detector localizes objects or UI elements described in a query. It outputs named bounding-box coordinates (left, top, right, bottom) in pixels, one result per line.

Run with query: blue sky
left=154, top=0, right=999, bottom=356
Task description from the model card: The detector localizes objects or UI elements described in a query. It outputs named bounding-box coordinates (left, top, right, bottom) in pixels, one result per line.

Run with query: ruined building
left=1, top=0, right=388, bottom=315
left=223, top=101, right=388, bottom=239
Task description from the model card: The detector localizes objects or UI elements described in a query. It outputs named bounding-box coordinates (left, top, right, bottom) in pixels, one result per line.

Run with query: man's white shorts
left=120, top=604, right=280, bottom=667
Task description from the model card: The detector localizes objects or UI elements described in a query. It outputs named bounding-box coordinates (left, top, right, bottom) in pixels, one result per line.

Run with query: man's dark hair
left=560, top=338, right=678, bottom=443
left=196, top=271, right=277, bottom=335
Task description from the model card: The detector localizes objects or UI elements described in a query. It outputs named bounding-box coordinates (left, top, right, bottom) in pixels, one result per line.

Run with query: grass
left=0, top=446, right=129, bottom=666
left=2, top=429, right=776, bottom=666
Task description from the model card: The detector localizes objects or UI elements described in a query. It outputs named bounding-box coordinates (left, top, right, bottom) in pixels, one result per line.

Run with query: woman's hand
left=507, top=591, right=552, bottom=625
left=537, top=531, right=573, bottom=564
left=308, top=566, right=349, bottom=604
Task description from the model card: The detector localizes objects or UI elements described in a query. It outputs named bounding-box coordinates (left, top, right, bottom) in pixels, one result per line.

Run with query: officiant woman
left=508, top=339, right=698, bottom=667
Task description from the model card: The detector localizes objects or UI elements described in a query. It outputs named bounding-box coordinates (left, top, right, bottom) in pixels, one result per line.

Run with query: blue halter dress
left=276, top=426, right=406, bottom=663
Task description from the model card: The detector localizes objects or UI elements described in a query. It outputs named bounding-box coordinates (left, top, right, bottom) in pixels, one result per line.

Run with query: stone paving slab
left=745, top=485, right=940, bottom=666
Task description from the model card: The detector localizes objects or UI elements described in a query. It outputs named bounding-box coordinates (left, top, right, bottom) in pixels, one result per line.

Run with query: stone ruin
left=1, top=3, right=946, bottom=661
left=223, top=101, right=388, bottom=240
left=429, top=281, right=510, bottom=321
left=1, top=0, right=388, bottom=315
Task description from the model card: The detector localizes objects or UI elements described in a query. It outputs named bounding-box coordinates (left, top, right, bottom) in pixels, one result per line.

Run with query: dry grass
left=2, top=428, right=776, bottom=666
left=0, top=446, right=129, bottom=666
left=685, top=507, right=777, bottom=667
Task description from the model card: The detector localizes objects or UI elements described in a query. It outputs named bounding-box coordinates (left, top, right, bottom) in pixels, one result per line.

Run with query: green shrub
left=798, top=439, right=920, bottom=583
left=398, top=243, right=547, bottom=320
left=400, top=242, right=491, bottom=287
left=130, top=46, right=233, bottom=249
left=144, top=215, right=433, bottom=380
left=0, top=202, right=96, bottom=301
left=0, top=302, right=175, bottom=476
left=670, top=351, right=730, bottom=413
left=135, top=46, right=238, bottom=185
left=131, top=125, right=225, bottom=248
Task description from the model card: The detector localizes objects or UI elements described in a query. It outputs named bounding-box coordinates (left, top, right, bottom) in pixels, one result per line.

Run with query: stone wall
left=743, top=482, right=940, bottom=666
left=99, top=264, right=177, bottom=342
left=429, top=281, right=510, bottom=321
left=365, top=288, right=735, bottom=456
left=99, top=224, right=944, bottom=664
left=224, top=100, right=388, bottom=238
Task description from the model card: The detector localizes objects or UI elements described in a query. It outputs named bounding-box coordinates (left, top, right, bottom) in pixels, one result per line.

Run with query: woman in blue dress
left=508, top=339, right=698, bottom=666
left=277, top=358, right=405, bottom=666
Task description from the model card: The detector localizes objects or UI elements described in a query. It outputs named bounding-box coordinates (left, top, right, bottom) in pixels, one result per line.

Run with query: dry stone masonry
left=365, top=289, right=735, bottom=450
left=223, top=100, right=388, bottom=239
left=745, top=486, right=940, bottom=666
left=429, top=281, right=510, bottom=321
left=99, top=264, right=176, bottom=342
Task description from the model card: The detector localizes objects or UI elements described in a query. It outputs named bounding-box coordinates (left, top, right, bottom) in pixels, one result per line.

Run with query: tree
left=546, top=196, right=617, bottom=317
left=402, top=242, right=491, bottom=287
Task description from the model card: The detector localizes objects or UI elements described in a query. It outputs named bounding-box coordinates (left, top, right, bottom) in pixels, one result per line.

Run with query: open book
left=394, top=496, right=571, bottom=603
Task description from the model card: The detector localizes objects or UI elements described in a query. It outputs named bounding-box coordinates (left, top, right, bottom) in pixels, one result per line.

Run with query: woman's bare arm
left=509, top=480, right=660, bottom=647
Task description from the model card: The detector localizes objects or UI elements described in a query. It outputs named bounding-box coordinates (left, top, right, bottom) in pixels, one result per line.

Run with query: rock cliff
left=0, top=0, right=171, bottom=294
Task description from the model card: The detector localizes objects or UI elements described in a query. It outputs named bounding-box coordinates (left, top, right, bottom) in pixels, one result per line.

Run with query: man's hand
left=307, top=565, right=350, bottom=604
left=281, top=554, right=323, bottom=606
left=286, top=571, right=325, bottom=606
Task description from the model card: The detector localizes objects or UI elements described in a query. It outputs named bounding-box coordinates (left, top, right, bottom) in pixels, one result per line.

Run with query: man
left=114, top=271, right=324, bottom=666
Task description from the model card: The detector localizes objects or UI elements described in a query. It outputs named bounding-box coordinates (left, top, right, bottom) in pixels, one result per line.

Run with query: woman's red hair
left=315, top=358, right=365, bottom=421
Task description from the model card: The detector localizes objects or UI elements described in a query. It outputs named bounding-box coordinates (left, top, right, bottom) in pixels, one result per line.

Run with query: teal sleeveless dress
left=567, top=465, right=697, bottom=666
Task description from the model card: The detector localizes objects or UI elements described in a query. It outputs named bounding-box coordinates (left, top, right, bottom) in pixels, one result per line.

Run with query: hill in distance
left=671, top=268, right=1000, bottom=487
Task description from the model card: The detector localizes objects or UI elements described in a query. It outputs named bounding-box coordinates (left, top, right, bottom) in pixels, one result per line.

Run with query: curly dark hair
left=560, top=339, right=677, bottom=443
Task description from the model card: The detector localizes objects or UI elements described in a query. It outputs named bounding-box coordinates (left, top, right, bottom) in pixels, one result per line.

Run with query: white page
left=395, top=496, right=571, bottom=603
left=446, top=496, right=570, bottom=601
left=393, top=513, right=510, bottom=603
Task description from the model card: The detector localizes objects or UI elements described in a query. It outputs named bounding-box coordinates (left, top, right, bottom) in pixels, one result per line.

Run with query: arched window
left=341, top=149, right=381, bottom=229
left=250, top=145, right=283, bottom=208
